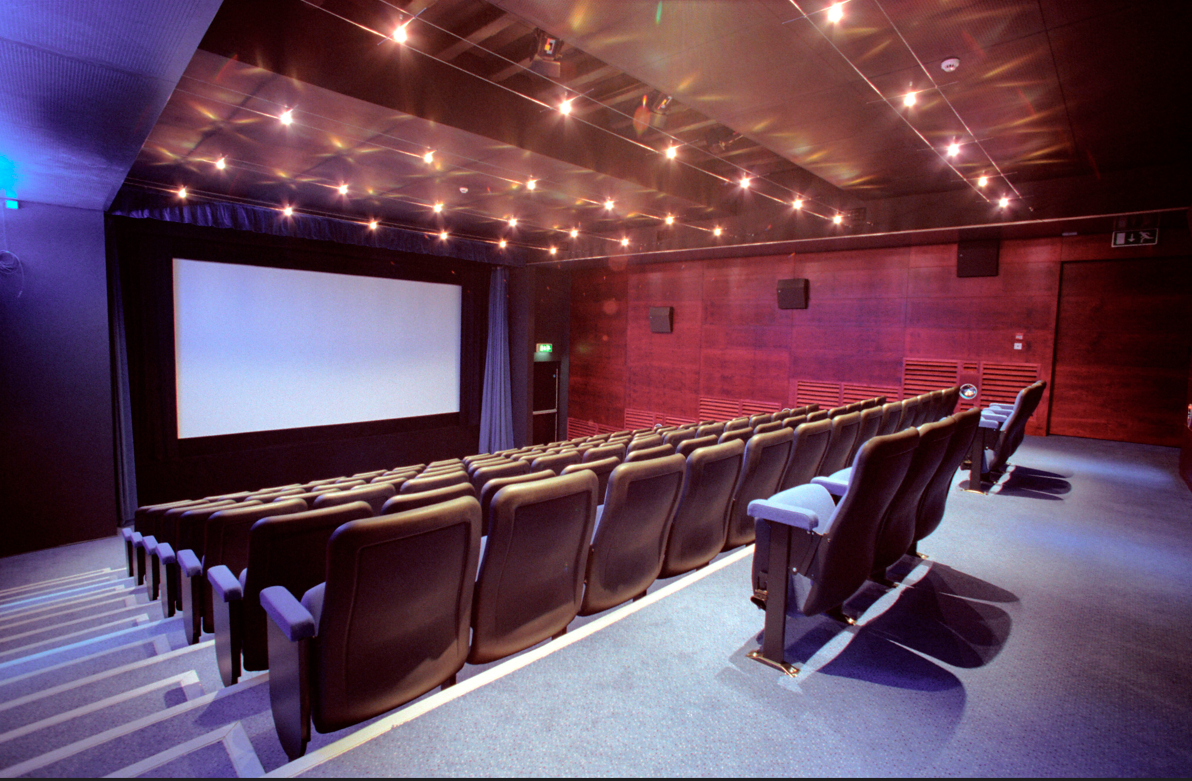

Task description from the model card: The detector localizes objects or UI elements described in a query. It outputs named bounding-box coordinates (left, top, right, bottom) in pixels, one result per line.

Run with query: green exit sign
left=536, top=343, right=553, bottom=353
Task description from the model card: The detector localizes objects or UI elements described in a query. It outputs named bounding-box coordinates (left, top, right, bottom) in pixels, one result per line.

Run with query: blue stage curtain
left=479, top=267, right=515, bottom=453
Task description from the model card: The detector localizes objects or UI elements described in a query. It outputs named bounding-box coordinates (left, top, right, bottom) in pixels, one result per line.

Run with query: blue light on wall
left=4, top=200, right=17, bottom=210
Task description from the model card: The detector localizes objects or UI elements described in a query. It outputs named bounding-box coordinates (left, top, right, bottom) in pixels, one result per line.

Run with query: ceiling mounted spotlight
left=279, top=108, right=294, bottom=125
left=903, top=92, right=917, bottom=107
left=941, top=57, right=961, bottom=73
left=526, top=179, right=537, bottom=191
left=977, top=176, right=989, bottom=187
left=998, top=196, right=1010, bottom=208
left=793, top=198, right=803, bottom=210
left=177, top=186, right=187, bottom=199
left=393, top=23, right=409, bottom=43
left=665, top=145, right=678, bottom=160
left=570, top=228, right=579, bottom=238
left=827, top=3, right=844, bottom=23
left=665, top=215, right=675, bottom=225
left=439, top=230, right=449, bottom=240
left=833, top=213, right=843, bottom=225
left=549, top=246, right=557, bottom=255
left=282, top=205, right=294, bottom=217
left=560, top=98, right=573, bottom=115
left=215, top=157, right=226, bottom=170
left=499, top=239, right=507, bottom=249
left=337, top=184, right=349, bottom=195
left=604, top=198, right=615, bottom=210
left=368, top=220, right=378, bottom=230
left=946, top=142, right=961, bottom=157
left=713, top=226, right=722, bottom=237
left=508, top=217, right=518, bottom=227
left=620, top=237, right=629, bottom=247
left=423, top=151, right=434, bottom=164
left=740, top=176, right=751, bottom=189
left=433, top=202, right=443, bottom=213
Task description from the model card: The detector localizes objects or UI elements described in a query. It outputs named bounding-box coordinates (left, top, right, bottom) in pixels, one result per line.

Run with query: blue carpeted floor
left=3, top=435, right=1191, bottom=777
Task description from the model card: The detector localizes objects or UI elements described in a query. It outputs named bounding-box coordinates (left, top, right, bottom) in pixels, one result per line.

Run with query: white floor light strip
left=266, top=545, right=756, bottom=778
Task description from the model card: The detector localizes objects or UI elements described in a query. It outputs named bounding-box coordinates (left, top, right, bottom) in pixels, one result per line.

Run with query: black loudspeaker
left=776, top=278, right=809, bottom=309
left=648, top=306, right=674, bottom=334
left=957, top=239, right=999, bottom=278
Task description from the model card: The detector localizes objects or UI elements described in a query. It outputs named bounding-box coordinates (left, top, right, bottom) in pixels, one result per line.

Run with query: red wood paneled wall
left=568, top=233, right=1191, bottom=443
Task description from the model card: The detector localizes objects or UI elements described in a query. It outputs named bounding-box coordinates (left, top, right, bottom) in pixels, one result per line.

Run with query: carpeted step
left=2, top=672, right=273, bottom=778
left=0, top=579, right=141, bottom=618
left=0, top=588, right=150, bottom=632
left=0, top=593, right=152, bottom=644
left=0, top=617, right=187, bottom=683
left=0, top=604, right=161, bottom=660
left=0, top=569, right=126, bottom=607
left=0, top=640, right=220, bottom=734
left=0, top=634, right=191, bottom=702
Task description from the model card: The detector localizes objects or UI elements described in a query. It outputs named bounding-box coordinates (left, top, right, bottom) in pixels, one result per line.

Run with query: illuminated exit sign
left=536, top=343, right=553, bottom=353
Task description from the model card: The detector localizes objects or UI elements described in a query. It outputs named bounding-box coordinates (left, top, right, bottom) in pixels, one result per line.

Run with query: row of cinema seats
left=118, top=389, right=972, bottom=757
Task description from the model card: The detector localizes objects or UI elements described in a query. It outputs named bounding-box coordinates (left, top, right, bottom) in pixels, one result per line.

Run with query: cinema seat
left=477, top=470, right=555, bottom=534
left=776, top=419, right=833, bottom=492
left=261, top=496, right=481, bottom=759
left=806, top=410, right=829, bottom=422
left=561, top=457, right=621, bottom=505
left=817, top=412, right=862, bottom=477
left=156, top=499, right=238, bottom=616
left=210, top=502, right=374, bottom=685
left=747, top=429, right=918, bottom=670
left=725, top=417, right=750, bottom=432
left=469, top=472, right=599, bottom=664
left=401, top=470, right=473, bottom=494
left=982, top=381, right=1047, bottom=479
left=724, top=429, right=795, bottom=549
left=913, top=408, right=981, bottom=550
left=753, top=421, right=784, bottom=435
left=625, top=443, right=676, bottom=462
left=532, top=450, right=584, bottom=474
left=718, top=428, right=753, bottom=446
left=380, top=482, right=477, bottom=516
left=875, top=401, right=903, bottom=436
left=313, top=482, right=396, bottom=515
left=627, top=433, right=665, bottom=453
left=660, top=440, right=744, bottom=577
left=897, top=398, right=921, bottom=430
left=174, top=501, right=260, bottom=644
left=578, top=456, right=686, bottom=616
left=677, top=434, right=718, bottom=457
left=470, top=460, right=531, bottom=491
left=847, top=406, right=884, bottom=465
left=663, top=428, right=697, bottom=448
left=869, top=418, right=956, bottom=583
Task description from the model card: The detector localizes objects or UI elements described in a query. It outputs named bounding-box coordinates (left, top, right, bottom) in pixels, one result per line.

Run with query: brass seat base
left=747, top=649, right=799, bottom=677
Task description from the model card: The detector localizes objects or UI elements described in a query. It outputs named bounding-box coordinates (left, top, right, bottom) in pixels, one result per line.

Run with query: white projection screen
left=173, top=258, right=462, bottom=439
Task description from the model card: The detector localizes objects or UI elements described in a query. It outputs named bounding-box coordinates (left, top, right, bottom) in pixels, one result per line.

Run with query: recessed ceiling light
left=439, top=230, right=449, bottom=240
left=280, top=109, right=293, bottom=125
left=368, top=220, right=378, bottom=230
left=570, top=228, right=579, bottom=238
left=499, top=238, right=507, bottom=249
left=549, top=246, right=557, bottom=255
left=833, top=213, right=843, bottom=225
left=393, top=24, right=408, bottom=43
left=946, top=142, right=961, bottom=158
left=283, top=205, right=294, bottom=217
left=827, top=3, right=844, bottom=24
left=665, top=145, right=678, bottom=160
left=508, top=217, right=518, bottom=227
left=998, top=196, right=1010, bottom=208
left=977, top=176, right=988, bottom=187
left=433, top=202, right=443, bottom=213
left=560, top=98, right=573, bottom=115
left=740, top=176, right=751, bottom=188
left=620, top=237, right=629, bottom=247
left=423, top=151, right=434, bottom=164
left=665, top=215, right=675, bottom=225
left=215, top=157, right=226, bottom=170
left=604, top=199, right=615, bottom=210
left=526, top=179, right=537, bottom=191
left=903, top=92, right=917, bottom=107
left=793, top=198, right=803, bottom=210
left=177, top=186, right=187, bottom=199
left=713, top=226, right=722, bottom=236
left=338, top=183, right=349, bottom=195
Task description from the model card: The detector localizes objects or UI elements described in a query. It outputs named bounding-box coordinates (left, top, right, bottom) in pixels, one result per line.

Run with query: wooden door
left=1050, top=257, right=1192, bottom=446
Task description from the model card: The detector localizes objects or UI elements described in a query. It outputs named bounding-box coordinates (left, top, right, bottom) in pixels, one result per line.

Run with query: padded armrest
left=979, top=416, right=1003, bottom=430
left=207, top=565, right=243, bottom=602
left=810, top=467, right=852, bottom=497
left=981, top=410, right=1009, bottom=421
left=261, top=586, right=317, bottom=642
left=748, top=484, right=836, bottom=531
left=177, top=549, right=202, bottom=578
left=987, top=403, right=1015, bottom=412
left=157, top=543, right=176, bottom=566
left=120, top=527, right=133, bottom=542
left=142, top=536, right=158, bottom=555
left=132, top=532, right=143, bottom=547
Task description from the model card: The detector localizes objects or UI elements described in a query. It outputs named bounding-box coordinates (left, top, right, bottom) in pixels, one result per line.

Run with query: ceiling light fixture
left=833, top=213, right=843, bottom=225
left=620, top=237, right=629, bottom=247
left=946, top=142, right=961, bottom=158
left=977, top=175, right=989, bottom=188
left=665, top=215, right=675, bottom=225
left=508, top=217, right=518, bottom=227
left=368, top=220, right=378, bottom=230
left=713, top=227, right=722, bottom=237
left=827, top=3, right=844, bottom=24
left=549, top=246, right=557, bottom=255
left=740, top=176, right=751, bottom=188
left=665, top=145, right=678, bottom=160
left=393, top=23, right=409, bottom=43
left=433, top=202, right=443, bottom=213
left=793, top=198, right=803, bottom=210
left=215, top=157, right=226, bottom=170
left=560, top=98, right=573, bottom=115
left=604, top=199, right=615, bottom=210
left=283, top=205, right=294, bottom=217
left=338, top=184, right=349, bottom=195
left=998, top=196, right=1010, bottom=208
left=439, top=230, right=449, bottom=240
left=526, top=179, right=537, bottom=191
left=177, top=186, right=187, bottom=199
left=499, top=239, right=507, bottom=249
left=280, top=108, right=293, bottom=125
left=570, top=228, right=579, bottom=238
left=423, top=151, right=434, bottom=164
left=903, top=92, right=916, bottom=108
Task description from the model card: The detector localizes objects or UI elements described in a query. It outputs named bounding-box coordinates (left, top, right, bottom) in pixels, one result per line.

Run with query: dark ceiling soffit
left=530, top=208, right=1190, bottom=269
left=108, top=193, right=524, bottom=267
left=198, top=0, right=726, bottom=211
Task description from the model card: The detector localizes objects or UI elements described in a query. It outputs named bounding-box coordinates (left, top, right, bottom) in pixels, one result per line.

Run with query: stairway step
left=0, top=595, right=148, bottom=641
left=0, top=581, right=141, bottom=617
left=0, top=634, right=186, bottom=700
left=0, top=606, right=159, bottom=659
left=0, top=672, right=206, bottom=770
left=103, top=722, right=263, bottom=778
left=0, top=569, right=124, bottom=604
left=0, top=617, right=186, bottom=683
left=1, top=672, right=271, bottom=778
left=0, top=589, right=149, bottom=626
left=0, top=641, right=218, bottom=734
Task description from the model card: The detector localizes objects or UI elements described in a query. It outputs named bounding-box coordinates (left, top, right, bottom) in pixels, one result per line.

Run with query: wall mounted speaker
left=777, top=278, right=809, bottom=309
left=957, top=239, right=999, bottom=277
left=648, top=306, right=674, bottom=333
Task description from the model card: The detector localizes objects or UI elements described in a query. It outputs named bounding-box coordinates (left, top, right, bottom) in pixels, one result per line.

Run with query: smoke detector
left=941, top=57, right=960, bottom=73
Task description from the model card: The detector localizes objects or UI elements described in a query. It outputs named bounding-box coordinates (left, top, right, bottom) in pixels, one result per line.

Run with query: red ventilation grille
left=665, top=414, right=697, bottom=426
left=741, top=399, right=781, bottom=416
left=699, top=397, right=741, bottom=421
left=796, top=381, right=843, bottom=408
left=842, top=384, right=901, bottom=404
left=597, top=423, right=621, bottom=435
left=903, top=360, right=959, bottom=398
left=979, top=363, right=1039, bottom=407
left=623, top=408, right=657, bottom=430
left=566, top=418, right=598, bottom=439
left=962, top=362, right=978, bottom=373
